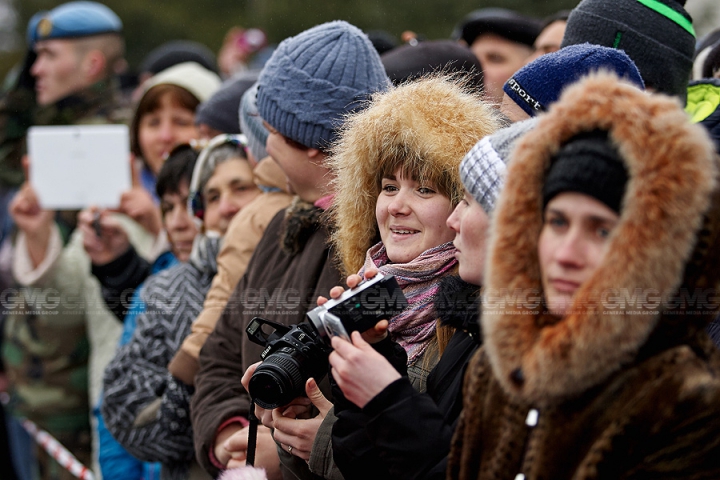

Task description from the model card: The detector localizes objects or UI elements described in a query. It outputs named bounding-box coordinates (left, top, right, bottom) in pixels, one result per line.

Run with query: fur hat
left=239, top=83, right=269, bottom=162
left=329, top=76, right=503, bottom=274
left=482, top=71, right=717, bottom=403
left=256, top=21, right=389, bottom=151
left=561, top=0, right=695, bottom=100
left=503, top=43, right=644, bottom=117
left=460, top=118, right=537, bottom=214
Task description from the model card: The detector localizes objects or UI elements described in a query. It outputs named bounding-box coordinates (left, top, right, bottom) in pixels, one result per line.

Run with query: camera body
left=246, top=273, right=407, bottom=409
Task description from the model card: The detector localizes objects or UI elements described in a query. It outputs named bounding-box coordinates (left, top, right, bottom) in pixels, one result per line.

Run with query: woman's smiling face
left=375, top=168, right=455, bottom=264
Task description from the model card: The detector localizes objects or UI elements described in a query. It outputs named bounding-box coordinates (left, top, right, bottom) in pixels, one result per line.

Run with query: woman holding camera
left=245, top=75, right=502, bottom=478
left=325, top=119, right=535, bottom=480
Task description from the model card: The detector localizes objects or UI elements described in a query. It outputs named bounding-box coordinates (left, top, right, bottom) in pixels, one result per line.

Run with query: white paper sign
left=28, top=125, right=131, bottom=210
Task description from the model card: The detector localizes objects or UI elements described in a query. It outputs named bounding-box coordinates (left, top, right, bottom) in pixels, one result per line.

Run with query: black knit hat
left=381, top=40, right=484, bottom=89
left=453, top=8, right=541, bottom=47
left=195, top=74, right=257, bottom=134
left=543, top=130, right=628, bottom=213
left=140, top=40, right=218, bottom=76
left=561, top=0, right=695, bottom=101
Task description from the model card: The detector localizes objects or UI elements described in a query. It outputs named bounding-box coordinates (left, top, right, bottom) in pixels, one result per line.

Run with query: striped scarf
left=360, top=241, right=458, bottom=365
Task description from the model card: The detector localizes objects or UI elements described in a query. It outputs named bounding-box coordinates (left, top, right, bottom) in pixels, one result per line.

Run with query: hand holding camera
left=245, top=272, right=408, bottom=410
left=318, top=267, right=389, bottom=344
left=78, top=207, right=130, bottom=266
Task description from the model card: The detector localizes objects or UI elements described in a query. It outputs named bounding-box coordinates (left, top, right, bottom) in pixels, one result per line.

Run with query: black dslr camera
left=245, top=273, right=408, bottom=409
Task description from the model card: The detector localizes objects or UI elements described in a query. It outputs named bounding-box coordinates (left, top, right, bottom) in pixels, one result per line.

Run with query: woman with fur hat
left=448, top=73, right=720, bottom=479
left=326, top=120, right=534, bottom=480
left=327, top=75, right=502, bottom=383
left=246, top=75, right=502, bottom=478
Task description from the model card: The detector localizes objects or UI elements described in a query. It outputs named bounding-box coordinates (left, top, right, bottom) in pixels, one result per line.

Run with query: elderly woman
left=102, top=135, right=258, bottom=480
left=449, top=73, right=720, bottom=479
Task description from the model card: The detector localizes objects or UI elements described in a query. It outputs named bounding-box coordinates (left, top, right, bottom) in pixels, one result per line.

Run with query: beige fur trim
left=483, top=72, right=718, bottom=404
left=329, top=76, right=503, bottom=275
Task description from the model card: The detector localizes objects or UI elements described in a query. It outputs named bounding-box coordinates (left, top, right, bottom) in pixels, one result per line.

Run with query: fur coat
left=448, top=73, right=720, bottom=479
left=328, top=76, right=504, bottom=275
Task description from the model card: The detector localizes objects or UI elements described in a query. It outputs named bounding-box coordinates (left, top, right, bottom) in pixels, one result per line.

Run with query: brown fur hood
left=483, top=72, right=720, bottom=406
left=329, top=76, right=503, bottom=275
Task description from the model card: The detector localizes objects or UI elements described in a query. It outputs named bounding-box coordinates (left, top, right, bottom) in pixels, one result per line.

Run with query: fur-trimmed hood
left=483, top=72, right=720, bottom=405
left=329, top=76, right=503, bottom=275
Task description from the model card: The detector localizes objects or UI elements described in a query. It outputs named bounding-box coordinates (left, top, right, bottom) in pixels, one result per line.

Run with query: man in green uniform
left=1, top=3, right=128, bottom=479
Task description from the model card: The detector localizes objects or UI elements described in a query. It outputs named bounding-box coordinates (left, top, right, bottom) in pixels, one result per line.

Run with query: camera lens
left=249, top=353, right=305, bottom=409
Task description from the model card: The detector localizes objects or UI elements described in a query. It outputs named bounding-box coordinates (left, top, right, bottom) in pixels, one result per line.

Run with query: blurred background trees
left=2, top=0, right=720, bottom=82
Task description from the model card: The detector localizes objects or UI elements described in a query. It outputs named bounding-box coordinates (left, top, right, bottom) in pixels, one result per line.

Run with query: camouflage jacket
left=0, top=77, right=129, bottom=188
left=1, top=78, right=131, bottom=435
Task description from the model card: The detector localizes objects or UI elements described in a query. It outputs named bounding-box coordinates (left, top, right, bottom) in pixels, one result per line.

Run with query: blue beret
left=28, top=1, right=122, bottom=45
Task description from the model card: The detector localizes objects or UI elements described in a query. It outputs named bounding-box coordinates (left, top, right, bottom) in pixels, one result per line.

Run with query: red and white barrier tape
left=20, top=418, right=96, bottom=480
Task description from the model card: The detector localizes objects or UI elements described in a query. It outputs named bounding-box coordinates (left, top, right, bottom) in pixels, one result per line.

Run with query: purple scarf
left=360, top=241, right=458, bottom=365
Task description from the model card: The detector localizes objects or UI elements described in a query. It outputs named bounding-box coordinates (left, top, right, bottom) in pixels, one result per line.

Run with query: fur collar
left=328, top=76, right=504, bottom=275
left=279, top=197, right=324, bottom=256
left=483, top=73, right=718, bottom=405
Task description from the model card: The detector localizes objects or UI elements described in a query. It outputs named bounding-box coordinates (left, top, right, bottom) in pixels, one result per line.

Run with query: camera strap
left=246, top=397, right=258, bottom=466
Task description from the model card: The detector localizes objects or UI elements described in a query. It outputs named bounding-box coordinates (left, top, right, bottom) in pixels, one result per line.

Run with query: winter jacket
left=168, top=157, right=293, bottom=385
left=4, top=214, right=154, bottom=450
left=96, top=251, right=176, bottom=480
left=102, top=236, right=220, bottom=480
left=687, top=78, right=720, bottom=154
left=2, top=77, right=135, bottom=472
left=191, top=199, right=343, bottom=478
left=332, top=276, right=480, bottom=480
left=448, top=73, right=720, bottom=480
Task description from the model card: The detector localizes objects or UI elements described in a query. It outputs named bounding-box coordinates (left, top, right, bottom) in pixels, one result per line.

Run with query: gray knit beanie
left=239, top=83, right=269, bottom=162
left=561, top=0, right=695, bottom=101
left=256, top=21, right=390, bottom=150
left=460, top=118, right=537, bottom=214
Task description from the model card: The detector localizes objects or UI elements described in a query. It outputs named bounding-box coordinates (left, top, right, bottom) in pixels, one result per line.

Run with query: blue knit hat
left=28, top=1, right=122, bottom=45
left=239, top=83, right=269, bottom=162
left=256, top=21, right=389, bottom=150
left=503, top=43, right=644, bottom=117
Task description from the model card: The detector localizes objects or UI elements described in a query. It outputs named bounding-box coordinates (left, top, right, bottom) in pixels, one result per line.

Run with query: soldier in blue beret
left=1, top=3, right=131, bottom=480
left=29, top=1, right=125, bottom=106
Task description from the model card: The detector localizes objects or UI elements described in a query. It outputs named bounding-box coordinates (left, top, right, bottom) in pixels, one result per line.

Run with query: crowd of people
left=1, top=0, right=720, bottom=479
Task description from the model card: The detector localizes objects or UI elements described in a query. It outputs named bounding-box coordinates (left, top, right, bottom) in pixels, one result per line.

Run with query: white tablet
left=28, top=124, right=131, bottom=210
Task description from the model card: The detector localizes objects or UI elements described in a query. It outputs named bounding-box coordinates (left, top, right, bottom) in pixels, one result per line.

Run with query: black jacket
left=332, top=276, right=480, bottom=480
